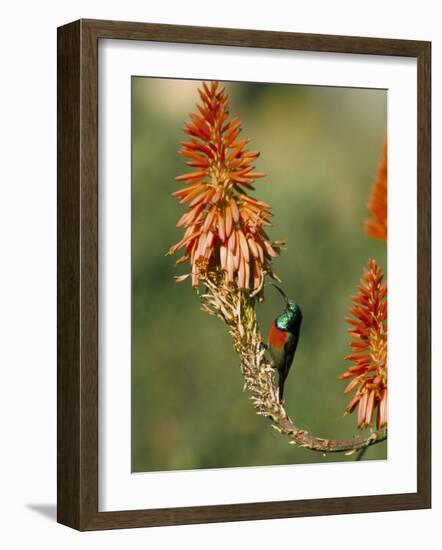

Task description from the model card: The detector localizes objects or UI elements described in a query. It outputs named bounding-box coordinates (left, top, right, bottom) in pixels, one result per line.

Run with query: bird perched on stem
left=267, top=284, right=303, bottom=402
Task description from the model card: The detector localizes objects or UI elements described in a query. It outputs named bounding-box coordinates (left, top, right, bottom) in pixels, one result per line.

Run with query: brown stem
left=276, top=416, right=386, bottom=454
left=200, top=274, right=387, bottom=455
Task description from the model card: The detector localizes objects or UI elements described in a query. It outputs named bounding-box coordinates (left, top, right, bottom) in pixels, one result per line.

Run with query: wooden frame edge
left=416, top=40, right=431, bottom=510
left=57, top=20, right=82, bottom=529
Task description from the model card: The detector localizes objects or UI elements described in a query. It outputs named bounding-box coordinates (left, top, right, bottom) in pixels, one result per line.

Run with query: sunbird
left=267, top=284, right=303, bottom=402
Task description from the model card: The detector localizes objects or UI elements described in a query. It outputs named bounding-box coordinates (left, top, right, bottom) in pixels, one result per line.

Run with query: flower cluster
left=338, top=259, right=387, bottom=430
left=365, top=137, right=387, bottom=241
left=168, top=81, right=283, bottom=295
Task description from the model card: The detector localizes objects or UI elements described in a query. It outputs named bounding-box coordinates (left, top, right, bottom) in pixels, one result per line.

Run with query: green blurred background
left=131, top=77, right=387, bottom=472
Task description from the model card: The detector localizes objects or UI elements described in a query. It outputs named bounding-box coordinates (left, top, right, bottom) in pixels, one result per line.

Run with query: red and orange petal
left=338, top=259, right=388, bottom=430
left=168, top=80, right=282, bottom=293
left=365, top=136, right=387, bottom=241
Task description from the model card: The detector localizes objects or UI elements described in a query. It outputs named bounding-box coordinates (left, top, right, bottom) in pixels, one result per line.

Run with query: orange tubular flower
left=168, top=81, right=282, bottom=295
left=365, top=136, right=387, bottom=241
left=338, top=259, right=387, bottom=430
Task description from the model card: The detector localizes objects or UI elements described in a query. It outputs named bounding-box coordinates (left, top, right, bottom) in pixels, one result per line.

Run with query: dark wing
left=278, top=334, right=298, bottom=400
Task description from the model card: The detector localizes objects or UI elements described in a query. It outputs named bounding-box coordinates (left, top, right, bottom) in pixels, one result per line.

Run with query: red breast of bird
left=268, top=320, right=291, bottom=368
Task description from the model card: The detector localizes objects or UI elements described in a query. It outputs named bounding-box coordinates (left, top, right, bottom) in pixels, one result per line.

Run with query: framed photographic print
left=57, top=19, right=431, bottom=530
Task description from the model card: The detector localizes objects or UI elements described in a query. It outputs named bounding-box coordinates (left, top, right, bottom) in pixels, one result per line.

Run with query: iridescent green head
left=276, top=301, right=302, bottom=332
left=270, top=283, right=303, bottom=333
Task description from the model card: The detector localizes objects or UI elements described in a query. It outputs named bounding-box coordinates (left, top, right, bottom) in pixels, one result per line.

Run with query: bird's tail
left=278, top=376, right=285, bottom=402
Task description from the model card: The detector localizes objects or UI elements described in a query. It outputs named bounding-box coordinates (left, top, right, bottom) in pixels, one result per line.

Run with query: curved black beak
left=268, top=282, right=290, bottom=306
